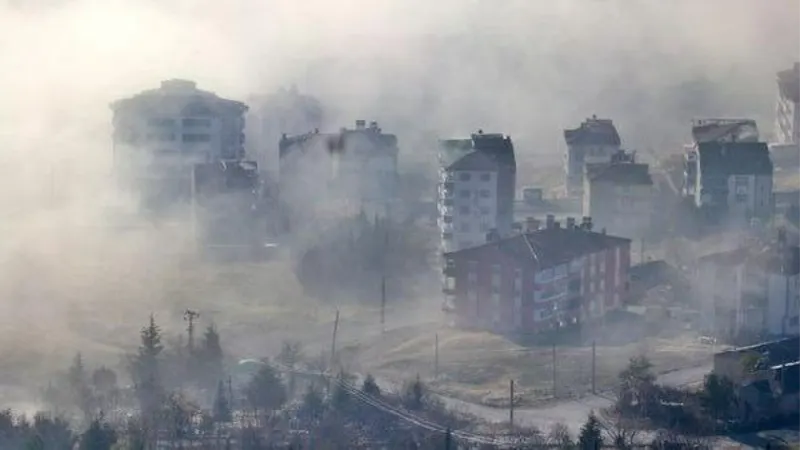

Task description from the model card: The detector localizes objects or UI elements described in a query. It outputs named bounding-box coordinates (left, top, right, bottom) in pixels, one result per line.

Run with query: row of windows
left=147, top=118, right=212, bottom=128
left=459, top=189, right=492, bottom=199
left=145, top=133, right=212, bottom=143
left=458, top=172, right=493, bottom=182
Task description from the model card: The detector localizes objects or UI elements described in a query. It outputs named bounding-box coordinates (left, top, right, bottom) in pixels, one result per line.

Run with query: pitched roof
left=444, top=227, right=630, bottom=268
left=564, top=117, right=621, bottom=147
left=716, top=336, right=799, bottom=368
left=589, top=163, right=653, bottom=185
left=691, top=119, right=759, bottom=143
left=698, top=243, right=799, bottom=275
left=697, top=141, right=773, bottom=176
left=446, top=150, right=499, bottom=171
left=439, top=132, right=516, bottom=171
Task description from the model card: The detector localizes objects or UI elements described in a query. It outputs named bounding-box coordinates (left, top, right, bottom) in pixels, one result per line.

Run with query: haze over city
left=0, top=0, right=798, bottom=448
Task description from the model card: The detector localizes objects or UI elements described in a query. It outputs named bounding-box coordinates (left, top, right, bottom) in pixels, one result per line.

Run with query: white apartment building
left=438, top=151, right=500, bottom=253
left=437, top=132, right=516, bottom=253
left=563, top=116, right=622, bottom=198
left=111, top=79, right=248, bottom=175
left=775, top=63, right=800, bottom=146
left=278, top=120, right=399, bottom=227
left=582, top=158, right=654, bottom=240
left=695, top=236, right=799, bottom=340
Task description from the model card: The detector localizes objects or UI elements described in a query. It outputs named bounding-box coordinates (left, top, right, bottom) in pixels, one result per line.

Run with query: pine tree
left=130, top=315, right=164, bottom=417
left=79, top=419, right=117, bottom=450
left=213, top=381, right=232, bottom=423
left=198, top=325, right=224, bottom=390
left=578, top=411, right=603, bottom=450
left=68, top=353, right=94, bottom=421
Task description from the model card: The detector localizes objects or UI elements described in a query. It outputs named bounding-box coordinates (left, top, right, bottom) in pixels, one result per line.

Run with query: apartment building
left=563, top=115, right=622, bottom=198
left=443, top=218, right=631, bottom=334
left=775, top=62, right=800, bottom=146
left=695, top=232, right=800, bottom=340
left=582, top=151, right=654, bottom=240
left=437, top=131, right=516, bottom=253
left=682, top=119, right=773, bottom=224
left=278, top=120, right=398, bottom=227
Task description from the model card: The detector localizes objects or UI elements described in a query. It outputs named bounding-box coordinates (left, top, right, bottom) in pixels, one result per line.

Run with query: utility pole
left=592, top=341, right=597, bottom=395
left=434, top=333, right=439, bottom=379
left=330, top=309, right=340, bottom=369
left=640, top=238, right=645, bottom=263
left=184, top=309, right=200, bottom=353
left=552, top=342, right=557, bottom=398
left=380, top=274, right=386, bottom=333
left=509, top=379, right=515, bottom=430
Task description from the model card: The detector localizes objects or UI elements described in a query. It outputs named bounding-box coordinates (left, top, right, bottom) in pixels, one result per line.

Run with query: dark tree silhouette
left=244, top=363, right=287, bottom=420
left=578, top=411, right=603, bottom=450
left=213, top=380, right=232, bottom=423
left=197, top=324, right=224, bottom=391
left=130, top=315, right=165, bottom=419
left=79, top=419, right=117, bottom=450
left=361, top=374, right=381, bottom=397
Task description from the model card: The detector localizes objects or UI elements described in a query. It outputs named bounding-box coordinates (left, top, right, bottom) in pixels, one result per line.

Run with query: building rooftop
left=698, top=241, right=799, bottom=275
left=111, top=79, right=247, bottom=113
left=589, top=162, right=653, bottom=186
left=691, top=118, right=759, bottom=143
left=564, top=116, right=621, bottom=147
left=279, top=121, right=398, bottom=159
left=444, top=227, right=630, bottom=269
left=777, top=62, right=800, bottom=104
left=697, top=141, right=773, bottom=176
left=446, top=150, right=499, bottom=172
left=716, top=336, right=799, bottom=369
left=439, top=131, right=516, bottom=170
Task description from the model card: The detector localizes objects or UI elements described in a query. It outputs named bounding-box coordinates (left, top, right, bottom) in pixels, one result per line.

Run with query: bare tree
left=599, top=407, right=642, bottom=449
left=547, top=421, right=574, bottom=448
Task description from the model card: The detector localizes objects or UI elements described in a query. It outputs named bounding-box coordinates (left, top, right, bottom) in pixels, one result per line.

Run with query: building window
left=182, top=133, right=211, bottom=143
left=480, top=206, right=490, bottom=215
left=148, top=118, right=175, bottom=128
left=459, top=206, right=470, bottom=215
left=443, top=198, right=454, bottom=206
left=460, top=223, right=471, bottom=232
left=480, top=223, right=489, bottom=232
left=459, top=172, right=471, bottom=181
left=182, top=118, right=211, bottom=127
left=442, top=232, right=453, bottom=240
left=443, top=215, right=453, bottom=224
left=479, top=189, right=491, bottom=198
left=480, top=172, right=492, bottom=182
left=459, top=190, right=471, bottom=199
left=735, top=193, right=747, bottom=203
left=514, top=269, right=523, bottom=293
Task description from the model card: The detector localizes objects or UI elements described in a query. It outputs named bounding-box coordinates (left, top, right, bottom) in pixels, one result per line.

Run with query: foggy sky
left=0, top=0, right=797, bottom=403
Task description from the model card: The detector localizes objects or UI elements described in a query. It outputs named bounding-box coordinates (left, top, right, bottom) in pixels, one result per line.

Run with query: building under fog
left=437, top=131, right=516, bottom=253
left=111, top=79, right=248, bottom=171
left=278, top=120, right=399, bottom=228
left=774, top=63, right=800, bottom=146
left=442, top=217, right=631, bottom=334
left=582, top=150, right=654, bottom=240
left=682, top=118, right=774, bottom=225
left=563, top=116, right=622, bottom=198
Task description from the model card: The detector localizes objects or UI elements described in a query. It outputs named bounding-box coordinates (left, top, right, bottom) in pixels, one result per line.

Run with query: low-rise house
left=563, top=115, right=622, bottom=198
left=442, top=217, right=631, bottom=334
left=694, top=232, right=799, bottom=341
left=582, top=151, right=654, bottom=239
left=712, top=336, right=798, bottom=384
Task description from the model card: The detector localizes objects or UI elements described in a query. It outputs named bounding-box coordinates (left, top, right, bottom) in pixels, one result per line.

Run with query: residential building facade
left=110, top=79, right=250, bottom=209
left=563, top=116, right=622, bottom=198
left=775, top=62, right=800, bottom=146
left=442, top=221, right=631, bottom=334
left=111, top=79, right=248, bottom=171
left=278, top=120, right=398, bottom=228
left=695, top=234, right=800, bottom=340
left=682, top=121, right=774, bottom=225
left=582, top=151, right=654, bottom=239
left=437, top=131, right=516, bottom=253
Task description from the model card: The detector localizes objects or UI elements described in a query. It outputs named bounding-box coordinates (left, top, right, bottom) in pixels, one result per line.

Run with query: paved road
left=433, top=363, right=713, bottom=434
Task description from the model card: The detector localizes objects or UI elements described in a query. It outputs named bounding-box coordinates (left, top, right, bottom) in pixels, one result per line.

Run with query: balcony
left=443, top=259, right=456, bottom=276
